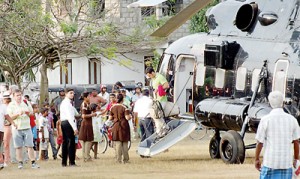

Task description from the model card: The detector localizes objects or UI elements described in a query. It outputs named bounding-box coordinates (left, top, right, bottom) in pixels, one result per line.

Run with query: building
left=32, top=0, right=194, bottom=86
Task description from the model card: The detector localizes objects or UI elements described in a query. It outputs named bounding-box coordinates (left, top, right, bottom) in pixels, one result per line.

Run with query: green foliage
left=189, top=0, right=219, bottom=33
left=152, top=50, right=161, bottom=71
left=59, top=22, right=78, bottom=34
left=144, top=15, right=170, bottom=30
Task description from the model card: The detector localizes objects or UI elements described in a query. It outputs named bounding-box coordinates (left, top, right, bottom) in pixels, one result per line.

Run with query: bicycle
left=189, top=120, right=210, bottom=140
left=97, top=123, right=131, bottom=154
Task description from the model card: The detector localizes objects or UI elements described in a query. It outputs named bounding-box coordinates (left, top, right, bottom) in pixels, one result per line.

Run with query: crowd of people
left=0, top=67, right=171, bottom=169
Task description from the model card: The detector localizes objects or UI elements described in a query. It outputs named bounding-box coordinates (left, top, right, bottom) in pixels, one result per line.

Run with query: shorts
left=40, top=139, right=49, bottom=150
left=260, top=166, right=292, bottom=179
left=57, top=135, right=63, bottom=145
left=31, top=126, right=38, bottom=139
left=12, top=128, right=34, bottom=148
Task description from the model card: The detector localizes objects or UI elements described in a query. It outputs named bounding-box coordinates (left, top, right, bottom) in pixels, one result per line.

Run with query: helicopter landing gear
left=219, top=130, right=245, bottom=164
left=209, top=130, right=221, bottom=159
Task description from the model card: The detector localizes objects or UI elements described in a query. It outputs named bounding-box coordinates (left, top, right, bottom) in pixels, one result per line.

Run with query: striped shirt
left=255, top=108, right=300, bottom=169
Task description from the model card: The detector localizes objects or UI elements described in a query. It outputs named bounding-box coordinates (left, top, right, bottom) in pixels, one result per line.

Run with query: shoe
left=31, top=162, right=40, bottom=169
left=3, top=163, right=8, bottom=167
left=59, top=154, right=63, bottom=159
left=18, top=162, right=23, bottom=169
left=62, top=164, right=67, bottom=167
left=0, top=164, right=4, bottom=170
left=69, top=164, right=80, bottom=167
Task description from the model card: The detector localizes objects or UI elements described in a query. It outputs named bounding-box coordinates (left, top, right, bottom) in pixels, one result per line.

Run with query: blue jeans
left=139, top=117, right=154, bottom=142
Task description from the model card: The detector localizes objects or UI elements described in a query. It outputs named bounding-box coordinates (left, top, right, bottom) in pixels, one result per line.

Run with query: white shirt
left=133, top=96, right=152, bottom=118
left=38, top=116, right=49, bottom=138
left=0, top=104, right=7, bottom=132
left=256, top=108, right=300, bottom=169
left=60, top=98, right=77, bottom=131
left=98, top=92, right=109, bottom=108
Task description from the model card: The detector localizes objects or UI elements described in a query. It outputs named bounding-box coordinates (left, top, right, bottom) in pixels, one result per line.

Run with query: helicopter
left=151, top=0, right=300, bottom=164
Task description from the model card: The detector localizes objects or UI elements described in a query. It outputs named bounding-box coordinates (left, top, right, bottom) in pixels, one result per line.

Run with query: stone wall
left=105, top=0, right=194, bottom=41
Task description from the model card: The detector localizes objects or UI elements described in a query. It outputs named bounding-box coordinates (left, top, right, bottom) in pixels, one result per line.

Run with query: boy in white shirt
left=38, top=108, right=49, bottom=161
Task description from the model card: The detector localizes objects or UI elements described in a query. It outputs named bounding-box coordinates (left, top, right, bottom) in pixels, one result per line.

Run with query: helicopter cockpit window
left=251, top=69, right=262, bottom=92
left=195, top=63, right=206, bottom=86
left=236, top=67, right=247, bottom=91
left=215, top=68, right=225, bottom=88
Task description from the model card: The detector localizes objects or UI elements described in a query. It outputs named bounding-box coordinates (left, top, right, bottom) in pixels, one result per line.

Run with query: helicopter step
left=137, top=119, right=197, bottom=157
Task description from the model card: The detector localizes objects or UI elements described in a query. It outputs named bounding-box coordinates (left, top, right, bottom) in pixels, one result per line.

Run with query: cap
left=101, top=84, right=107, bottom=89
left=59, top=88, right=64, bottom=92
left=3, top=91, right=10, bottom=99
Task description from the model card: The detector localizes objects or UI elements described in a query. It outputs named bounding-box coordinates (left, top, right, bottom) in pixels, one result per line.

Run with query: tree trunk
left=39, top=63, right=49, bottom=108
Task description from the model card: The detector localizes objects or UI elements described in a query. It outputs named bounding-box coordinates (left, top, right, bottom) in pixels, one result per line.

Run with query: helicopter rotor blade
left=150, top=0, right=213, bottom=37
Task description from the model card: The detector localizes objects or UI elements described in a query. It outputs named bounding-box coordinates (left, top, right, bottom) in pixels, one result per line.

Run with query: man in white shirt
left=60, top=88, right=78, bottom=167
left=133, top=89, right=154, bottom=142
left=255, top=91, right=300, bottom=178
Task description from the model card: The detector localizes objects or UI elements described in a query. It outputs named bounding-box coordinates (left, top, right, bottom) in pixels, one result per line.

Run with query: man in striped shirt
left=255, top=91, right=300, bottom=178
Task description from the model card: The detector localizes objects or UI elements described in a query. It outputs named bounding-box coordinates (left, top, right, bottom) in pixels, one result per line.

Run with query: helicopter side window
left=251, top=69, right=262, bottom=92
left=236, top=67, right=247, bottom=91
left=272, top=60, right=289, bottom=97
left=195, top=63, right=206, bottom=86
left=215, top=68, right=225, bottom=88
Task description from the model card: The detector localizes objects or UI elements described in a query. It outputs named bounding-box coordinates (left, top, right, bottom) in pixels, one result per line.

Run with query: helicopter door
left=272, top=59, right=289, bottom=99
left=173, top=55, right=195, bottom=114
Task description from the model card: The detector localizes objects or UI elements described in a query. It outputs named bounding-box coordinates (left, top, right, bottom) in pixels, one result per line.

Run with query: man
left=88, top=88, right=106, bottom=108
left=133, top=89, right=154, bottom=142
left=0, top=92, right=15, bottom=169
left=7, top=89, right=39, bottom=169
left=131, top=85, right=143, bottom=105
left=255, top=91, right=300, bottom=178
left=145, top=67, right=169, bottom=103
left=60, top=88, right=78, bottom=167
left=98, top=85, right=109, bottom=109
left=54, top=88, right=65, bottom=116
left=146, top=67, right=170, bottom=136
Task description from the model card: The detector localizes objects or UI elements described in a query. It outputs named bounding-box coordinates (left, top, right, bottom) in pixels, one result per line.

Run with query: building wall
left=34, top=52, right=148, bottom=86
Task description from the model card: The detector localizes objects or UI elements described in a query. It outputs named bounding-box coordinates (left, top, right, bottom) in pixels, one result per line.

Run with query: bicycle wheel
left=98, top=133, right=108, bottom=154
left=189, top=122, right=208, bottom=140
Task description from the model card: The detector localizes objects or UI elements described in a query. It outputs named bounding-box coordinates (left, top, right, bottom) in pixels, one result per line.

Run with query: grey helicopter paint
left=154, top=0, right=300, bottom=164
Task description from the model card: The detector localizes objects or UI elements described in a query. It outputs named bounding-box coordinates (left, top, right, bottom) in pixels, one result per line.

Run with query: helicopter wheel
left=209, top=135, right=221, bottom=159
left=219, top=130, right=245, bottom=164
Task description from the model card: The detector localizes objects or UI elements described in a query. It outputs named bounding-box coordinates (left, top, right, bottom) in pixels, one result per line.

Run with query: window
left=251, top=69, right=262, bottom=92
left=236, top=67, right=247, bottom=90
left=91, top=0, right=105, bottom=18
left=215, top=68, right=225, bottom=88
left=272, top=59, right=289, bottom=95
left=60, top=59, right=72, bottom=85
left=195, top=63, right=206, bottom=86
left=89, top=59, right=101, bottom=84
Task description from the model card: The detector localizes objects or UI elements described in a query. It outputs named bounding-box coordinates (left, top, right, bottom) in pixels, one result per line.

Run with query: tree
left=189, top=0, right=219, bottom=33
left=0, top=0, right=156, bottom=105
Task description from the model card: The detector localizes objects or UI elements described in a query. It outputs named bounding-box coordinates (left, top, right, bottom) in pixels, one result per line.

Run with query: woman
left=109, top=93, right=131, bottom=164
left=78, top=92, right=96, bottom=162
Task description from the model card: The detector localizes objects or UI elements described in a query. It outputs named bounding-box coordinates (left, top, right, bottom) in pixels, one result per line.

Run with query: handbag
left=76, top=140, right=82, bottom=149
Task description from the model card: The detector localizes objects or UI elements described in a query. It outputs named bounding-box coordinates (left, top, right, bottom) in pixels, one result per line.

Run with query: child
left=90, top=104, right=102, bottom=159
left=56, top=116, right=63, bottom=158
left=31, top=104, right=39, bottom=160
left=38, top=108, right=49, bottom=161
